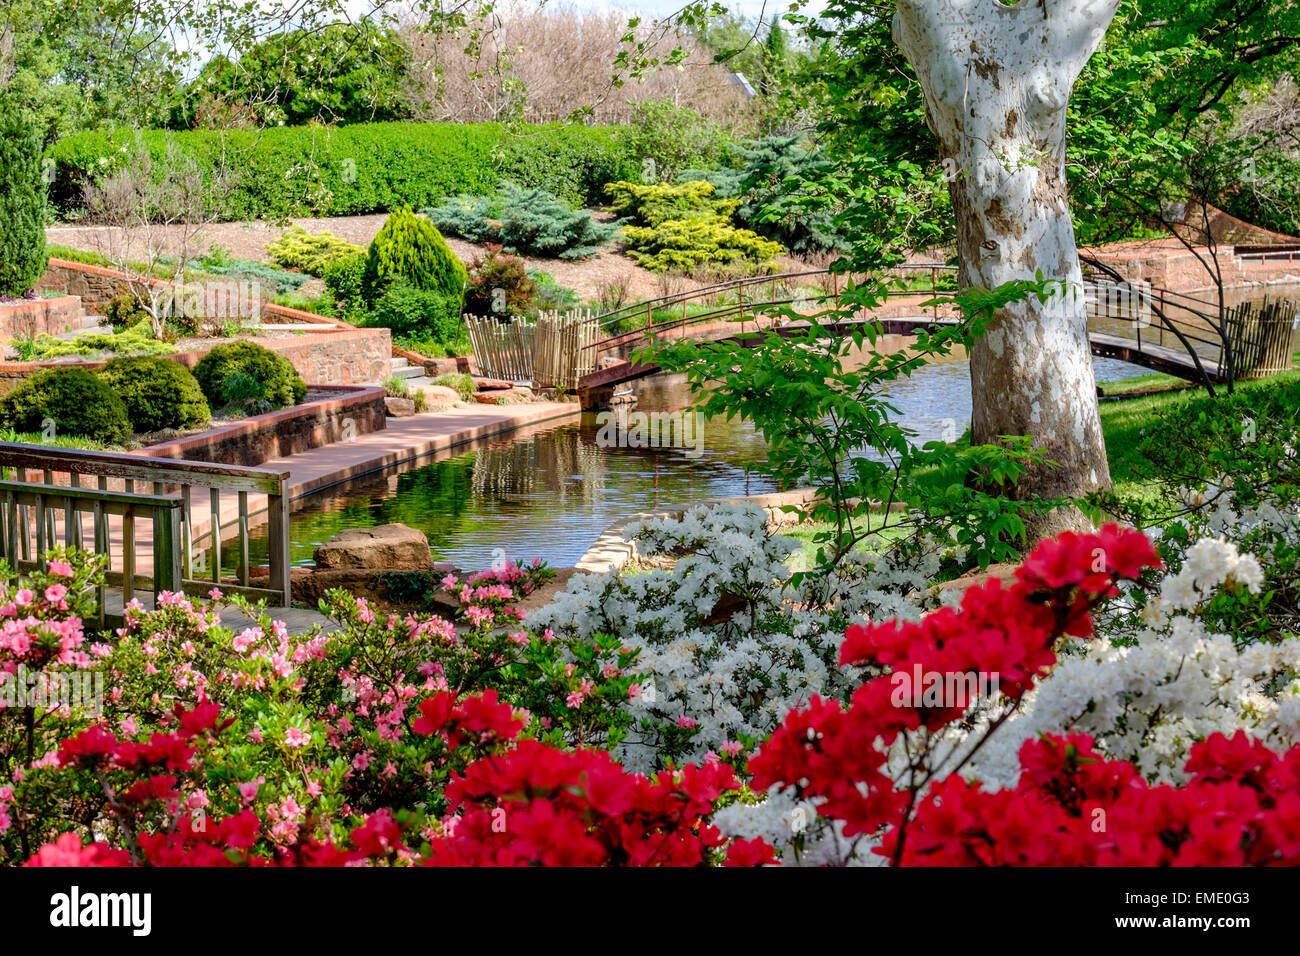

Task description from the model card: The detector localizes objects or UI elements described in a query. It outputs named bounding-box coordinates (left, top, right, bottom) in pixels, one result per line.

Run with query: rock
left=385, top=396, right=416, bottom=417
left=474, top=387, right=532, bottom=405
left=419, top=384, right=460, bottom=410
left=931, top=562, right=1020, bottom=596
left=474, top=377, right=513, bottom=391
left=313, top=524, right=435, bottom=570
left=290, top=563, right=460, bottom=609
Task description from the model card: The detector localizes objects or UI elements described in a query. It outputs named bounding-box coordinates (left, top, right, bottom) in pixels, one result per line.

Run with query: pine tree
left=0, top=116, right=49, bottom=297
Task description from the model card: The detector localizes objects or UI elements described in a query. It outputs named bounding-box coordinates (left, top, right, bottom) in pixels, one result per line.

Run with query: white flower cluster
left=710, top=785, right=883, bottom=867
left=531, top=503, right=963, bottom=773
left=530, top=503, right=852, bottom=772
left=963, top=530, right=1300, bottom=787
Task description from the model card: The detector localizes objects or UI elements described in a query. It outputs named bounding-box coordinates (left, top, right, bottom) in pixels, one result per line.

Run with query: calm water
left=228, top=350, right=1148, bottom=573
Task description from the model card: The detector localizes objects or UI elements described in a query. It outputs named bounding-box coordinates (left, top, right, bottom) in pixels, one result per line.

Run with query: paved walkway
left=52, top=402, right=580, bottom=627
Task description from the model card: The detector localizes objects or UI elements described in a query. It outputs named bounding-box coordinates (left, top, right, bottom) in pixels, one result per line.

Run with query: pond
left=227, top=349, right=1154, bottom=574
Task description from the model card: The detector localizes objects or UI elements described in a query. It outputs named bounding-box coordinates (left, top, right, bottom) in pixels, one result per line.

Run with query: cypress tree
left=0, top=116, right=49, bottom=297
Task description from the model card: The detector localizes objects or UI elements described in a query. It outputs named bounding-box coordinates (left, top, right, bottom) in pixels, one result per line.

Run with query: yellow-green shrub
left=606, top=180, right=783, bottom=273
left=265, top=227, right=365, bottom=276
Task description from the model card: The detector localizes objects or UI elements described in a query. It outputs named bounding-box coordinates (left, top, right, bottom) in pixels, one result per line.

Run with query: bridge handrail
left=589, top=262, right=955, bottom=333
left=0, top=443, right=292, bottom=608
left=582, top=268, right=1235, bottom=392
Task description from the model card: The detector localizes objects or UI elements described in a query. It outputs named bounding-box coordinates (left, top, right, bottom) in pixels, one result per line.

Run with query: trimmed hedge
left=192, top=341, right=307, bottom=414
left=97, top=357, right=212, bottom=433
left=0, top=368, right=132, bottom=445
left=47, top=122, right=642, bottom=218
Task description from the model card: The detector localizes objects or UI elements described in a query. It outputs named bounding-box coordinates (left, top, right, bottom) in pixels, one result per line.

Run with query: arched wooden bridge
left=574, top=262, right=1237, bottom=408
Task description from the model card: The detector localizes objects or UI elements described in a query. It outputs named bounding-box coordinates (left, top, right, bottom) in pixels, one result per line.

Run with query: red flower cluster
left=749, top=525, right=1164, bottom=844
left=425, top=740, right=751, bottom=866
left=412, top=689, right=526, bottom=749
left=888, top=731, right=1300, bottom=865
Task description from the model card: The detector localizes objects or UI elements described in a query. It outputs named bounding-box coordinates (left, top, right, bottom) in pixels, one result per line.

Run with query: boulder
left=419, top=384, right=460, bottom=410
left=385, top=396, right=416, bottom=417
left=931, top=563, right=1020, bottom=596
left=474, top=377, right=513, bottom=390
left=313, top=524, right=435, bottom=570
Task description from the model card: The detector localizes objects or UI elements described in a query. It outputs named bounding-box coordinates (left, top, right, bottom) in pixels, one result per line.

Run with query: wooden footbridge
left=569, top=262, right=1293, bottom=408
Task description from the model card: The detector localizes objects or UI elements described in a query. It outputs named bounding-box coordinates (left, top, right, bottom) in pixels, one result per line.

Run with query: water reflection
left=229, top=347, right=1156, bottom=572
left=231, top=286, right=1300, bottom=572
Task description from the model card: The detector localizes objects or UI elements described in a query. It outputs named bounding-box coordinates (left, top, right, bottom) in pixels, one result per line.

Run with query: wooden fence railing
left=0, top=444, right=291, bottom=619
left=466, top=316, right=536, bottom=382
left=1224, top=297, right=1297, bottom=379
left=533, top=311, right=597, bottom=391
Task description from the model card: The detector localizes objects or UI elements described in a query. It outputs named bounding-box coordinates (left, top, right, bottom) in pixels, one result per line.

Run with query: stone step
left=390, top=364, right=425, bottom=381
left=390, top=356, right=410, bottom=370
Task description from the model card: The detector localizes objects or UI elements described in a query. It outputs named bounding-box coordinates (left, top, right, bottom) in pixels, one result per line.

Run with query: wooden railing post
left=267, top=475, right=292, bottom=605
left=152, top=500, right=183, bottom=598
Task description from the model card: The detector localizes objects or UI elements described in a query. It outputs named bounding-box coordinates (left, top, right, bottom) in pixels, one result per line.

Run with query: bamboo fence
left=467, top=310, right=597, bottom=391
left=1224, top=297, right=1297, bottom=380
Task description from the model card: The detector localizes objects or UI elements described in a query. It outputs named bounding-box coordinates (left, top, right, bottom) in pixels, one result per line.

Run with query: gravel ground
left=46, top=212, right=812, bottom=305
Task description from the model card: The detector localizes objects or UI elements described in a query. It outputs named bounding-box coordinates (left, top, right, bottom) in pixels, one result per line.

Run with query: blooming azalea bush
left=9, top=509, right=1300, bottom=867
left=28, top=694, right=756, bottom=867
left=714, top=524, right=1300, bottom=865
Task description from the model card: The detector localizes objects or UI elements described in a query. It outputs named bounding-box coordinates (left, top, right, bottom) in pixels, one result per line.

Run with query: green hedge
left=47, top=122, right=642, bottom=219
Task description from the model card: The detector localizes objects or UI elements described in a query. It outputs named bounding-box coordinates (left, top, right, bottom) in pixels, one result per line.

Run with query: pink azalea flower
left=48, top=560, right=74, bottom=578
left=284, top=726, right=311, bottom=748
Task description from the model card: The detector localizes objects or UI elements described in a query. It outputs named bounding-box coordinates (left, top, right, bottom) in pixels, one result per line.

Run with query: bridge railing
left=0, top=444, right=291, bottom=622
left=580, top=260, right=1252, bottom=391
left=582, top=263, right=959, bottom=367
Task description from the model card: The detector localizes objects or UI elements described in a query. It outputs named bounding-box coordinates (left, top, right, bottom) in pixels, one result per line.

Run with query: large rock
left=419, top=384, right=460, bottom=410
left=385, top=396, right=416, bottom=417
left=313, top=524, right=435, bottom=570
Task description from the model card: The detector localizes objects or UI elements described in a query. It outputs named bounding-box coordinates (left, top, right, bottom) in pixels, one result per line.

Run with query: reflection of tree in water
left=381, top=456, right=477, bottom=528
left=471, top=428, right=606, bottom=503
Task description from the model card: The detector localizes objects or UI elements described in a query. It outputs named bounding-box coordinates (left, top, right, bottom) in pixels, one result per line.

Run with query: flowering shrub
left=30, top=693, right=751, bottom=867
left=716, top=523, right=1300, bottom=866
left=531, top=503, right=866, bottom=773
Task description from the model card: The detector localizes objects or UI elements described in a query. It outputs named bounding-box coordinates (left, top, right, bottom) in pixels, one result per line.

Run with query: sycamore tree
left=890, top=0, right=1121, bottom=531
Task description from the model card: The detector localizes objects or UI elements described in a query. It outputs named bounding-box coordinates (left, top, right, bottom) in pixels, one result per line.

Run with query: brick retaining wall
left=135, top=385, right=387, bottom=467
left=0, top=296, right=83, bottom=340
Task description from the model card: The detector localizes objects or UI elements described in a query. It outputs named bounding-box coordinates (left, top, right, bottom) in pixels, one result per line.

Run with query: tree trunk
left=894, top=0, right=1119, bottom=535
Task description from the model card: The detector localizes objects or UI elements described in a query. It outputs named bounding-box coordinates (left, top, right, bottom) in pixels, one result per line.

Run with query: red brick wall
left=30, top=259, right=392, bottom=385
left=0, top=296, right=83, bottom=340
left=136, top=385, right=387, bottom=467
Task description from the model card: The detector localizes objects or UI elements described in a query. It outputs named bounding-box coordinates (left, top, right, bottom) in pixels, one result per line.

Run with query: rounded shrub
left=363, top=208, right=467, bottom=303
left=97, top=356, right=211, bottom=433
left=0, top=368, right=131, bottom=444
left=368, top=279, right=463, bottom=345
left=103, top=292, right=152, bottom=332
left=191, top=341, right=307, bottom=414
left=463, top=247, right=536, bottom=318
left=0, top=116, right=49, bottom=297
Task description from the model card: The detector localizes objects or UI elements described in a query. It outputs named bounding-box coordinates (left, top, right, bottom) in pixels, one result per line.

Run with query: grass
left=1100, top=368, right=1300, bottom=496
left=0, top=429, right=121, bottom=452
left=907, top=366, right=1300, bottom=505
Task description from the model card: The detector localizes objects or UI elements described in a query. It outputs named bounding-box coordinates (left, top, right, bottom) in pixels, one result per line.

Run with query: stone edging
left=573, top=489, right=819, bottom=574
left=132, top=384, right=387, bottom=467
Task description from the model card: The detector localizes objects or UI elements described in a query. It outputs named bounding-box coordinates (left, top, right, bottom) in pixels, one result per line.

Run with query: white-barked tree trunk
left=894, top=0, right=1120, bottom=534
